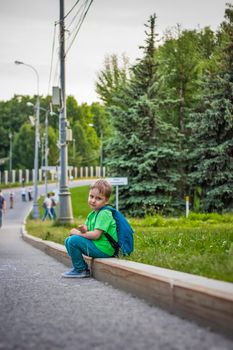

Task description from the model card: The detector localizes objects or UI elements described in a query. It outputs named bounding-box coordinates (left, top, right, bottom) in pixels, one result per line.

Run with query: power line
left=66, top=0, right=88, bottom=31
left=46, top=0, right=94, bottom=96
left=65, top=0, right=94, bottom=56
left=65, top=0, right=89, bottom=49
left=47, top=0, right=87, bottom=93
left=47, top=22, right=58, bottom=95
left=64, top=0, right=81, bottom=20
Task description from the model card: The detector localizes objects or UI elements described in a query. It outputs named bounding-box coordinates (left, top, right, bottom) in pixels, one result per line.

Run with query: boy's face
left=88, top=188, right=108, bottom=211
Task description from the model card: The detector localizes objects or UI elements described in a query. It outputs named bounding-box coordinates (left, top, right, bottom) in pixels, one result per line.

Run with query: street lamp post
left=27, top=102, right=57, bottom=197
left=44, top=109, right=57, bottom=196
left=15, top=60, right=40, bottom=219
left=38, top=108, right=50, bottom=197
left=41, top=134, right=45, bottom=170
left=9, top=132, right=12, bottom=173
left=88, top=123, right=104, bottom=177
left=72, top=138, right=76, bottom=163
left=100, top=131, right=104, bottom=177
left=44, top=111, right=49, bottom=196
left=43, top=109, right=57, bottom=196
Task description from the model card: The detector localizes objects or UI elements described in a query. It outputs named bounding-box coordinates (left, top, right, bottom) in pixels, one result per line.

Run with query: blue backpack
left=95, top=205, right=134, bottom=257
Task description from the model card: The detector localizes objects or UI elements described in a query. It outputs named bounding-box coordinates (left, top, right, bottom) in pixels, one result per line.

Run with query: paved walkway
left=0, top=185, right=232, bottom=350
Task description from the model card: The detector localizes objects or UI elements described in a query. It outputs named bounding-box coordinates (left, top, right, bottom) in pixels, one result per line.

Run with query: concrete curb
left=21, top=225, right=233, bottom=338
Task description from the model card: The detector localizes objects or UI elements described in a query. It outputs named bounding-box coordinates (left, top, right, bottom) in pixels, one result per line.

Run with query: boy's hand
left=78, top=225, right=88, bottom=233
left=69, top=228, right=82, bottom=236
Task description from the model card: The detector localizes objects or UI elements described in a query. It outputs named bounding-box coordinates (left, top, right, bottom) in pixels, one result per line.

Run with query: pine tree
left=96, top=54, right=131, bottom=106
left=155, top=27, right=217, bottom=201
left=188, top=3, right=233, bottom=212
left=106, top=15, right=181, bottom=216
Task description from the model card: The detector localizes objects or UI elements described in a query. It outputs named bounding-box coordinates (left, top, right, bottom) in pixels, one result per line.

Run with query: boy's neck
left=95, top=204, right=109, bottom=212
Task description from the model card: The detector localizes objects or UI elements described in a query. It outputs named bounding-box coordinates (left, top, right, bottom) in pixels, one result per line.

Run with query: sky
left=0, top=0, right=230, bottom=105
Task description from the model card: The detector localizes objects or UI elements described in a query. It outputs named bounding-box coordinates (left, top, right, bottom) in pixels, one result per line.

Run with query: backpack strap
left=94, top=206, right=120, bottom=257
left=104, top=232, right=119, bottom=257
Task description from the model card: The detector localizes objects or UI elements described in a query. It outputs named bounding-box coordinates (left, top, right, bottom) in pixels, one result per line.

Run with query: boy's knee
left=65, top=235, right=77, bottom=247
left=67, top=234, right=86, bottom=248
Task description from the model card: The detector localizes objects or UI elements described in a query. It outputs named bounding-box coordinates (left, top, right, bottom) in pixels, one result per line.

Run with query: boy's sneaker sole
left=61, top=269, right=90, bottom=278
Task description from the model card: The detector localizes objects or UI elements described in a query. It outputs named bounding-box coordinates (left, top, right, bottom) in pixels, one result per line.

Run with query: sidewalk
left=22, top=226, right=233, bottom=339
left=0, top=190, right=233, bottom=349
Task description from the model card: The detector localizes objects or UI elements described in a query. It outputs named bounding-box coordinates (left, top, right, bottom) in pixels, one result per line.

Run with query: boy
left=62, top=179, right=117, bottom=278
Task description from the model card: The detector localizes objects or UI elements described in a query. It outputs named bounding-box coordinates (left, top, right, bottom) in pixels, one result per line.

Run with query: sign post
left=106, top=177, right=128, bottom=210
left=185, top=195, right=190, bottom=218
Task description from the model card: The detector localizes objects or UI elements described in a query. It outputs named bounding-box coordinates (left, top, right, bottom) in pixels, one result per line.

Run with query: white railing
left=0, top=166, right=106, bottom=185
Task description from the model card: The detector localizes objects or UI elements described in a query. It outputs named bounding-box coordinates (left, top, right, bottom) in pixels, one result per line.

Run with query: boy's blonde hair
left=90, top=179, right=112, bottom=199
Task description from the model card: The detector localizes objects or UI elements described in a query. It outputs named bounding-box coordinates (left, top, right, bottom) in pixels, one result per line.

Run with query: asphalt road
left=0, top=182, right=233, bottom=350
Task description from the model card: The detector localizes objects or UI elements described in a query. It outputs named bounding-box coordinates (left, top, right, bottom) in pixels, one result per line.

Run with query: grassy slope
left=26, top=186, right=233, bottom=283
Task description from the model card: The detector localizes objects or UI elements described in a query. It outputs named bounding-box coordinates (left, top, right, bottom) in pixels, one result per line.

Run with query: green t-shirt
left=85, top=209, right=117, bottom=256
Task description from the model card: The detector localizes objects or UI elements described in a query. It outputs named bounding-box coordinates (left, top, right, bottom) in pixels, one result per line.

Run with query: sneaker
left=61, top=268, right=90, bottom=278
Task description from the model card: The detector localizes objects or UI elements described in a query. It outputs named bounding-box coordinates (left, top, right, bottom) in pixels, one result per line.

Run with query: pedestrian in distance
left=28, top=187, right=33, bottom=201
left=21, top=186, right=26, bottom=202
left=0, top=190, right=6, bottom=228
left=69, top=175, right=74, bottom=185
left=9, top=191, right=14, bottom=209
left=50, top=192, right=57, bottom=219
left=42, top=193, right=54, bottom=221
left=62, top=179, right=118, bottom=278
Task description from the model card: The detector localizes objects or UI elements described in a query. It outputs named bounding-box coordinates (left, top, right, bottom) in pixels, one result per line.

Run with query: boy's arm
left=69, top=228, right=102, bottom=240
left=78, top=224, right=88, bottom=233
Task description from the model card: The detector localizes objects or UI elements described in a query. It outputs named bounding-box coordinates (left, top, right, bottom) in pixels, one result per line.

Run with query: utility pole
left=58, top=0, right=73, bottom=223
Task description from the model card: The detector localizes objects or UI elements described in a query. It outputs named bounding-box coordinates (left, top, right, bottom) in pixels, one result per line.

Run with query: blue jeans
left=65, top=235, right=111, bottom=272
left=42, top=208, right=53, bottom=221
left=50, top=207, right=56, bottom=219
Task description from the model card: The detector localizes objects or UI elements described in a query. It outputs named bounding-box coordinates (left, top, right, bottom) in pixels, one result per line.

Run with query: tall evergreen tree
left=106, top=15, right=181, bottom=216
left=96, top=53, right=131, bottom=106
left=155, top=27, right=217, bottom=200
left=188, top=3, right=233, bottom=212
left=156, top=26, right=216, bottom=129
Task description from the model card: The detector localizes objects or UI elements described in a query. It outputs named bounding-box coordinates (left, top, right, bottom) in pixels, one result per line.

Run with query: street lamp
left=44, top=109, right=57, bottom=196
left=100, top=131, right=104, bottom=177
left=27, top=102, right=57, bottom=196
left=72, top=138, right=76, bottom=163
left=41, top=134, right=45, bottom=171
left=15, top=60, right=40, bottom=219
left=9, top=132, right=13, bottom=172
left=89, top=123, right=104, bottom=177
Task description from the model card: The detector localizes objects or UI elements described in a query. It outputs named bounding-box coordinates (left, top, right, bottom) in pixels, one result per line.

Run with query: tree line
left=95, top=3, right=233, bottom=216
left=0, top=95, right=110, bottom=171
left=1, top=3, right=232, bottom=216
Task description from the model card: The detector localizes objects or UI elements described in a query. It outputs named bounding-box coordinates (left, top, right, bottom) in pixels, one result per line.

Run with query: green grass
left=71, top=185, right=90, bottom=219
left=128, top=225, right=233, bottom=282
left=26, top=185, right=233, bottom=283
